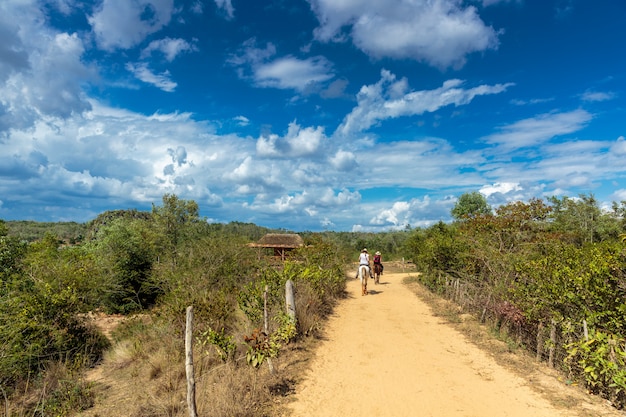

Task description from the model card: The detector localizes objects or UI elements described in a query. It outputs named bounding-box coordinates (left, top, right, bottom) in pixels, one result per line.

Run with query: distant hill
left=6, top=220, right=88, bottom=244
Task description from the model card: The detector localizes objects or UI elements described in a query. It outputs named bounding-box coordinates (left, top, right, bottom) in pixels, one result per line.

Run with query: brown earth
left=281, top=272, right=625, bottom=417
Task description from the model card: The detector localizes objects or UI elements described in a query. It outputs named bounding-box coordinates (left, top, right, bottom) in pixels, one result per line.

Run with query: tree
left=451, top=191, right=492, bottom=221
left=87, top=217, right=158, bottom=313
left=151, top=194, right=200, bottom=259
left=548, top=194, right=617, bottom=244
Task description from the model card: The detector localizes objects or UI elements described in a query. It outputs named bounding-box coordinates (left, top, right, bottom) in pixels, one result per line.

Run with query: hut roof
left=249, top=233, right=304, bottom=248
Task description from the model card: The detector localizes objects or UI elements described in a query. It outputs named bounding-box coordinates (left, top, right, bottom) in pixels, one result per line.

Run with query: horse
left=358, top=265, right=369, bottom=295
left=373, top=263, right=382, bottom=285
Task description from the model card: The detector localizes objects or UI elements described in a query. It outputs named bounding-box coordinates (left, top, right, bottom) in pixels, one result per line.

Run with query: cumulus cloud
left=329, top=150, right=357, bottom=171
left=167, top=145, right=188, bottom=166
left=370, top=201, right=410, bottom=226
left=253, top=187, right=361, bottom=215
left=336, top=70, right=513, bottom=137
left=480, top=182, right=521, bottom=197
left=256, top=121, right=327, bottom=158
left=0, top=4, right=94, bottom=132
left=89, top=0, right=175, bottom=51
left=308, top=0, right=500, bottom=69
left=0, top=14, right=30, bottom=82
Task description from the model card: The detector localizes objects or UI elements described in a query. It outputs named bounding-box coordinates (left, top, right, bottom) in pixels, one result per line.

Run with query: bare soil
left=281, top=272, right=625, bottom=417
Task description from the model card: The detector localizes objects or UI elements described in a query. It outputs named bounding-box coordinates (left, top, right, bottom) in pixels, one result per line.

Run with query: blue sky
left=1, top=0, right=625, bottom=232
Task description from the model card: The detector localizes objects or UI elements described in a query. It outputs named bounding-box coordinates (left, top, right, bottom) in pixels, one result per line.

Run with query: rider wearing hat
left=373, top=251, right=383, bottom=275
left=356, top=248, right=373, bottom=279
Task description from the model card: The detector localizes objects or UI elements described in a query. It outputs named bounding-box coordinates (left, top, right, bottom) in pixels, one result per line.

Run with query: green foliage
left=86, top=209, right=152, bottom=241
left=151, top=193, right=200, bottom=258
left=548, top=194, right=620, bottom=244
left=408, top=222, right=467, bottom=278
left=0, top=221, right=27, bottom=292
left=86, top=218, right=159, bottom=313
left=405, top=193, right=626, bottom=409
left=5, top=220, right=87, bottom=244
left=200, top=327, right=237, bottom=362
left=451, top=191, right=492, bottom=221
left=565, top=330, right=626, bottom=405
left=152, top=233, right=255, bottom=333
left=513, top=241, right=626, bottom=330
left=243, top=312, right=296, bottom=368
left=0, top=234, right=109, bottom=389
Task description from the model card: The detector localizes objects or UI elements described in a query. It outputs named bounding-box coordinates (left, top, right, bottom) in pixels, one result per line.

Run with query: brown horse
left=373, top=263, right=382, bottom=285
left=358, top=265, right=369, bottom=295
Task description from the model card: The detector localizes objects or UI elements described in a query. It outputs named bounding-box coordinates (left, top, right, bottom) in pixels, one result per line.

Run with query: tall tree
left=152, top=194, right=200, bottom=250
left=451, top=191, right=492, bottom=221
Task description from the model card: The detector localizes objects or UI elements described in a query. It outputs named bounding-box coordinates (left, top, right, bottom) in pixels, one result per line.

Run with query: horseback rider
left=356, top=248, right=373, bottom=279
left=373, top=251, right=384, bottom=275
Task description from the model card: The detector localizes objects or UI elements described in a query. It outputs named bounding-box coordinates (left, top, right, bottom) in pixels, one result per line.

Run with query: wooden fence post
left=548, top=319, right=557, bottom=368
left=264, top=286, right=274, bottom=374
left=285, top=280, right=296, bottom=320
left=536, top=322, right=544, bottom=361
left=185, top=306, right=198, bottom=417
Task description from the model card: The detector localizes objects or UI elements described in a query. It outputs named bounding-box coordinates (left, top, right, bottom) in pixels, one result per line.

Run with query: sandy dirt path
left=284, top=272, right=621, bottom=417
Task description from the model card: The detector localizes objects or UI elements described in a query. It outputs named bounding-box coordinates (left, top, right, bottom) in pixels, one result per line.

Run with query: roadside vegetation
left=410, top=192, right=626, bottom=409
left=0, top=194, right=409, bottom=416
left=2, top=191, right=626, bottom=414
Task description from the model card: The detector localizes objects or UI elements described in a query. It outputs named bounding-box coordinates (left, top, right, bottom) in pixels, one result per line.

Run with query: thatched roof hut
left=248, top=233, right=304, bottom=260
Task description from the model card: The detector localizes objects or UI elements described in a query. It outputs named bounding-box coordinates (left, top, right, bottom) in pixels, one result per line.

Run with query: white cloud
left=254, top=56, right=335, bottom=91
left=0, top=11, right=30, bottom=82
left=252, top=187, right=361, bottom=215
left=140, top=38, right=197, bottom=61
left=480, top=182, right=521, bottom=197
left=126, top=62, right=177, bottom=92
left=610, top=189, right=626, bottom=202
left=229, top=39, right=334, bottom=92
left=89, top=0, right=175, bottom=51
left=580, top=90, right=615, bottom=102
left=256, top=121, right=327, bottom=158
left=330, top=150, right=357, bottom=171
left=234, top=115, right=250, bottom=126
left=482, top=0, right=519, bottom=5
left=336, top=70, right=513, bottom=136
left=370, top=201, right=410, bottom=226
left=214, top=0, right=235, bottom=19
left=483, top=109, right=593, bottom=151
left=610, top=136, right=626, bottom=156
left=308, top=0, right=500, bottom=69
left=0, top=3, right=94, bottom=132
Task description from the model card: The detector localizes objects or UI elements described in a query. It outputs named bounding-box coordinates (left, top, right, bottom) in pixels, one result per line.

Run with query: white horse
left=358, top=265, right=369, bottom=295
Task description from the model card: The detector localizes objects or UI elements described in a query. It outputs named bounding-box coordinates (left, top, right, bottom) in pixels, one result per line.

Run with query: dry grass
left=73, top=279, right=331, bottom=417
left=76, top=324, right=320, bottom=417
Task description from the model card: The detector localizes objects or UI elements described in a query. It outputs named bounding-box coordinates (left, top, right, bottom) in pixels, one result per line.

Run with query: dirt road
left=284, top=273, right=623, bottom=417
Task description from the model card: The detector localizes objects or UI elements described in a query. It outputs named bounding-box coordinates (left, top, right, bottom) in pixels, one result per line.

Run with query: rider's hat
left=375, top=251, right=381, bottom=255
left=362, top=248, right=367, bottom=252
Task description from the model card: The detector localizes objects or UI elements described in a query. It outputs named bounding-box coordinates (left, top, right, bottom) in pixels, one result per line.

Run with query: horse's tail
left=359, top=265, right=368, bottom=282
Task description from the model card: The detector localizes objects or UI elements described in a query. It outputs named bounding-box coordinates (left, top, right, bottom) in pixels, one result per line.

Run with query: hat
left=375, top=251, right=381, bottom=255
left=362, top=248, right=368, bottom=252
